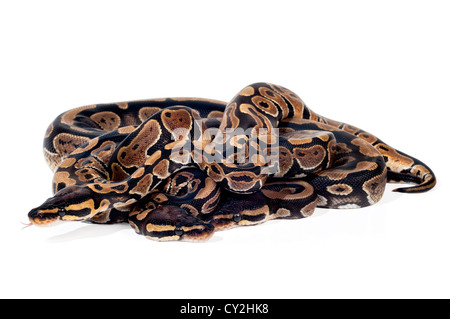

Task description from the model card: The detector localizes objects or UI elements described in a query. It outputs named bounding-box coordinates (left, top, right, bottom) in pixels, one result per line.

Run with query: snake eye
left=174, top=227, right=184, bottom=236
left=58, top=208, right=66, bottom=217
left=233, top=213, right=242, bottom=223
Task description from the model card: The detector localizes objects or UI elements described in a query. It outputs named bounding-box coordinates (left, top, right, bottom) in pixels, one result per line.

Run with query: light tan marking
left=293, top=145, right=327, bottom=170
left=251, top=95, right=279, bottom=117
left=240, top=86, right=255, bottom=96
left=118, top=126, right=136, bottom=134
left=89, top=209, right=112, bottom=223
left=133, top=167, right=146, bottom=179
left=117, top=119, right=161, bottom=168
left=138, top=107, right=162, bottom=122
left=43, top=149, right=61, bottom=172
left=91, top=141, right=116, bottom=162
left=238, top=103, right=274, bottom=132
left=301, top=199, right=318, bottom=217
left=70, top=137, right=99, bottom=155
left=161, top=109, right=193, bottom=133
left=53, top=133, right=91, bottom=157
left=88, top=181, right=129, bottom=194
left=322, top=117, right=344, bottom=129
left=411, top=164, right=430, bottom=176
left=130, top=173, right=154, bottom=196
left=45, top=123, right=54, bottom=138
left=36, top=208, right=58, bottom=214
left=258, top=86, right=289, bottom=118
left=351, top=138, right=382, bottom=157
left=113, top=198, right=137, bottom=211
left=75, top=168, right=100, bottom=182
left=153, top=159, right=170, bottom=179
left=117, top=102, right=128, bottom=110
left=98, top=199, right=111, bottom=213
left=272, top=208, right=291, bottom=219
left=59, top=157, right=76, bottom=169
left=90, top=111, right=121, bottom=131
left=181, top=204, right=199, bottom=217
left=73, top=157, right=108, bottom=179
left=219, top=102, right=240, bottom=130
left=111, top=162, right=130, bottom=181
left=128, top=220, right=140, bottom=233
left=335, top=143, right=352, bottom=154
left=61, top=105, right=96, bottom=126
left=146, top=224, right=175, bottom=232
left=53, top=171, right=76, bottom=193
left=202, top=190, right=221, bottom=214
left=326, top=184, right=353, bottom=196
left=262, top=181, right=314, bottom=200
left=341, top=124, right=359, bottom=135
left=61, top=199, right=96, bottom=221
left=274, top=146, right=294, bottom=177
left=269, top=84, right=305, bottom=116
left=225, top=171, right=262, bottom=192
left=363, top=167, right=387, bottom=204
left=206, top=162, right=225, bottom=182
left=133, top=209, right=150, bottom=220
left=145, top=150, right=162, bottom=166
left=207, top=110, right=224, bottom=118
left=357, top=132, right=378, bottom=144
left=152, top=193, right=168, bottom=203
left=166, top=171, right=195, bottom=194
left=239, top=206, right=269, bottom=226
left=375, top=143, right=415, bottom=172
left=319, top=161, right=379, bottom=181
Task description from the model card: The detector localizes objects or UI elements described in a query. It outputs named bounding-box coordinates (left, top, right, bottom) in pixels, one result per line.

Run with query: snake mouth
left=28, top=208, right=60, bottom=226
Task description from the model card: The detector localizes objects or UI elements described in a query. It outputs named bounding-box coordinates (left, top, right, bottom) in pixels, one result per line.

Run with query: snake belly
left=28, top=83, right=436, bottom=241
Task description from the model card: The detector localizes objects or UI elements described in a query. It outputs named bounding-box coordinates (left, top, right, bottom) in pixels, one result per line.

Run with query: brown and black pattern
left=28, top=83, right=436, bottom=241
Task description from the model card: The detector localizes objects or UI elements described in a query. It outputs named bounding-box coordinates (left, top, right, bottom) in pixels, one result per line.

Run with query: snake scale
left=28, top=83, right=436, bottom=241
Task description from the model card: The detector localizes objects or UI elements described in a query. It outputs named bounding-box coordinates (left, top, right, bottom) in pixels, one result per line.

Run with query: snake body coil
left=28, top=83, right=436, bottom=241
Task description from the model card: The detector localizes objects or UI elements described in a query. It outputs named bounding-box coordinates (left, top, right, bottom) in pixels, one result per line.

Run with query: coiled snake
left=28, top=83, right=436, bottom=241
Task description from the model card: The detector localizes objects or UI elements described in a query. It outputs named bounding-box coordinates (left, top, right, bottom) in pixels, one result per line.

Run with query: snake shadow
left=46, top=222, right=225, bottom=243
left=46, top=222, right=130, bottom=243
left=377, top=185, right=403, bottom=206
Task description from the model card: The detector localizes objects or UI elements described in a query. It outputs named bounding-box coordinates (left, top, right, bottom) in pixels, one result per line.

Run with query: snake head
left=28, top=185, right=99, bottom=226
left=129, top=205, right=215, bottom=241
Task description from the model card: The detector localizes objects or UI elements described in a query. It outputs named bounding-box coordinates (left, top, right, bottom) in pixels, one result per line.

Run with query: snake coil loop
left=28, top=83, right=436, bottom=241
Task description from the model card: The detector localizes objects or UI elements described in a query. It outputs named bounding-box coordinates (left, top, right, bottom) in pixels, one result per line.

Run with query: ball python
left=28, top=82, right=436, bottom=241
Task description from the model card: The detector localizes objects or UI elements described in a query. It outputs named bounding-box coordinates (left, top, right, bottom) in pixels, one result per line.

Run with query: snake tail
left=310, top=113, right=437, bottom=195
left=375, top=144, right=436, bottom=193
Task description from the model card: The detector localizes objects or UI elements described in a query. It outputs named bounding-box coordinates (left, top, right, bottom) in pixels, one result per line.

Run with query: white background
left=0, top=0, right=449, bottom=299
